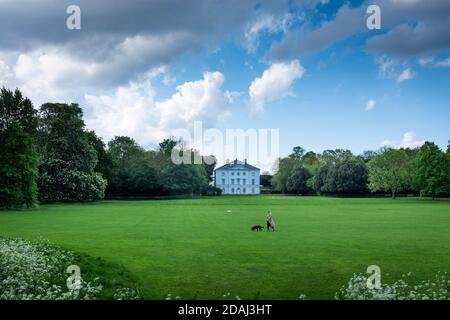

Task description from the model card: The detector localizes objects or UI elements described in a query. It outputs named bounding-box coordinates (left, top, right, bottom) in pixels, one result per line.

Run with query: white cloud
left=10, top=49, right=100, bottom=105
left=397, top=68, right=415, bottom=82
left=117, top=32, right=198, bottom=66
left=85, top=79, right=159, bottom=145
left=249, top=60, right=305, bottom=113
left=366, top=99, right=376, bottom=111
left=3, top=44, right=183, bottom=106
left=85, top=71, right=231, bottom=147
left=381, top=131, right=425, bottom=149
left=435, top=57, right=450, bottom=67
left=245, top=13, right=295, bottom=52
left=375, top=57, right=415, bottom=83
left=162, top=74, right=176, bottom=86
left=224, top=90, right=241, bottom=103
left=416, top=56, right=450, bottom=68
left=418, top=56, right=434, bottom=66
left=376, top=56, right=397, bottom=79
left=0, top=59, right=13, bottom=87
left=155, top=71, right=231, bottom=129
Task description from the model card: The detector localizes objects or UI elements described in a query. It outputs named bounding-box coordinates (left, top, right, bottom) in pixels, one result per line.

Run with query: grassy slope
left=0, top=196, right=449, bottom=299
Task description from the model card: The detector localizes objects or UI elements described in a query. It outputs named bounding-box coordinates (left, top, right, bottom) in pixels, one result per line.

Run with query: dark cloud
left=0, top=0, right=303, bottom=52
left=265, top=4, right=366, bottom=61
left=365, top=0, right=450, bottom=56
left=0, top=0, right=309, bottom=86
left=264, top=0, right=450, bottom=61
left=0, top=0, right=327, bottom=103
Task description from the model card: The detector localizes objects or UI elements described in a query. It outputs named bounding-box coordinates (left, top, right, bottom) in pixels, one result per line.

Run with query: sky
left=0, top=0, right=449, bottom=171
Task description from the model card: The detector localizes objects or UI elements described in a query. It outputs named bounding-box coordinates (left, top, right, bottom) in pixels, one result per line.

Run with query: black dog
left=251, top=225, right=263, bottom=231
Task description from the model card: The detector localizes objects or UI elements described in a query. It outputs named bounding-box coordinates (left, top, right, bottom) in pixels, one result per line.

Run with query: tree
left=159, top=138, right=178, bottom=156
left=271, top=156, right=299, bottom=192
left=313, top=164, right=329, bottom=194
left=0, top=87, right=37, bottom=135
left=315, top=161, right=368, bottom=194
left=203, top=155, right=217, bottom=183
left=332, top=161, right=368, bottom=193
left=360, top=150, right=378, bottom=163
left=0, top=124, right=38, bottom=208
left=37, top=103, right=106, bottom=202
left=0, top=88, right=39, bottom=208
left=301, top=151, right=321, bottom=190
left=107, top=136, right=157, bottom=197
left=313, top=150, right=367, bottom=194
left=447, top=141, right=450, bottom=191
left=85, top=131, right=113, bottom=181
left=158, top=147, right=208, bottom=195
left=286, top=165, right=311, bottom=194
left=321, top=149, right=355, bottom=165
left=159, top=161, right=208, bottom=195
left=367, top=149, right=412, bottom=199
left=414, top=142, right=448, bottom=199
left=289, top=146, right=305, bottom=159
left=130, top=153, right=160, bottom=196
left=260, top=174, right=272, bottom=187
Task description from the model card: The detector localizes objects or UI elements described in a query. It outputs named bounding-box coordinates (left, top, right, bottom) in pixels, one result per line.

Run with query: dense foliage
left=0, top=88, right=39, bottom=208
left=0, top=124, right=38, bottom=207
left=105, top=137, right=209, bottom=198
left=367, top=149, right=414, bottom=198
left=0, top=238, right=140, bottom=300
left=0, top=88, right=214, bottom=205
left=335, top=272, right=449, bottom=300
left=1, top=87, right=449, bottom=205
left=272, top=144, right=449, bottom=198
left=414, top=142, right=449, bottom=199
left=37, top=103, right=107, bottom=202
left=286, top=165, right=311, bottom=194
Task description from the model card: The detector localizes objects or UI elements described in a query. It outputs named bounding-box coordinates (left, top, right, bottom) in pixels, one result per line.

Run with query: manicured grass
left=0, top=196, right=449, bottom=299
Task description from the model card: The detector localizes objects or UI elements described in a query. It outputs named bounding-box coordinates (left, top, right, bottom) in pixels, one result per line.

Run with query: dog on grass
left=251, top=225, right=264, bottom=231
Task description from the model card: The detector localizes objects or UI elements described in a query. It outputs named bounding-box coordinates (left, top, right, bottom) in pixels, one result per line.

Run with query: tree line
left=2, top=87, right=449, bottom=207
left=271, top=143, right=450, bottom=199
left=0, top=88, right=217, bottom=208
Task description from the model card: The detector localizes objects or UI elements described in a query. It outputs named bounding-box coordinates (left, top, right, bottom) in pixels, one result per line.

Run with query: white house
left=214, top=159, right=260, bottom=195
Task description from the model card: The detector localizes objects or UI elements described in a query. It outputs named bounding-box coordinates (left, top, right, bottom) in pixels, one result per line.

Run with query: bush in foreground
left=335, top=272, right=449, bottom=300
left=0, top=238, right=140, bottom=300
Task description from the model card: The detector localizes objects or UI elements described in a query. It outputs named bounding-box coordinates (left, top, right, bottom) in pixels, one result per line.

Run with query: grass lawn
left=0, top=196, right=449, bottom=299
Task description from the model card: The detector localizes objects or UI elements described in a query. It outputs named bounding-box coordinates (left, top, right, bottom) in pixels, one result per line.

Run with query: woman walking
left=266, top=210, right=275, bottom=231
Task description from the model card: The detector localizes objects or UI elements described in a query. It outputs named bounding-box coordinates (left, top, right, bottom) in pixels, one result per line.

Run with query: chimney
left=234, top=158, right=237, bottom=165
left=244, top=159, right=247, bottom=165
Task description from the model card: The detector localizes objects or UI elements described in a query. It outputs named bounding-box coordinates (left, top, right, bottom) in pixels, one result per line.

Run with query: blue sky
left=0, top=0, right=449, bottom=169
left=146, top=0, right=450, bottom=158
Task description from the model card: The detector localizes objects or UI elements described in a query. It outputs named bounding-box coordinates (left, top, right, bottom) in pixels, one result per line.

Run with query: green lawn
left=0, top=196, right=449, bottom=299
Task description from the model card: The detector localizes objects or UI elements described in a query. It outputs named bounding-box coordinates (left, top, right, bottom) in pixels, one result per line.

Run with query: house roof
left=215, top=159, right=260, bottom=171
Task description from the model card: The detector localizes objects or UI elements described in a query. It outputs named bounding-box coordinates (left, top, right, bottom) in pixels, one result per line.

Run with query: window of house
left=231, top=188, right=234, bottom=193
left=243, top=188, right=246, bottom=193
left=222, top=172, right=225, bottom=176
left=243, top=172, right=246, bottom=176
left=231, top=172, right=234, bottom=176
left=252, top=188, right=255, bottom=193
left=237, top=178, right=240, bottom=184
left=231, top=179, right=234, bottom=184
left=221, top=179, right=225, bottom=184
left=252, top=172, right=255, bottom=176
left=243, top=179, right=246, bottom=185
left=252, top=179, right=255, bottom=185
